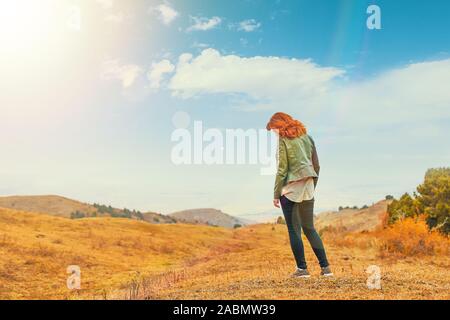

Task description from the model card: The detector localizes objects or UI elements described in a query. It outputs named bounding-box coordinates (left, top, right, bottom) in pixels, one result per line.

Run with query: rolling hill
left=237, top=200, right=390, bottom=228
left=315, top=200, right=390, bottom=233
left=169, top=208, right=248, bottom=228
left=0, top=195, right=176, bottom=224
left=0, top=195, right=95, bottom=218
left=236, top=209, right=281, bottom=223
left=0, top=207, right=232, bottom=299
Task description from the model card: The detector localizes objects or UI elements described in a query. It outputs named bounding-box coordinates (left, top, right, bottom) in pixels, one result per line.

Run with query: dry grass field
left=136, top=219, right=449, bottom=300
left=0, top=206, right=449, bottom=300
left=0, top=207, right=231, bottom=299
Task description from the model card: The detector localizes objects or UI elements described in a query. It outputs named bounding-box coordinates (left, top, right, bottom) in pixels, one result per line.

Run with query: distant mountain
left=315, top=200, right=390, bottom=232
left=238, top=200, right=390, bottom=231
left=236, top=209, right=282, bottom=223
left=169, top=208, right=248, bottom=228
left=0, top=195, right=176, bottom=224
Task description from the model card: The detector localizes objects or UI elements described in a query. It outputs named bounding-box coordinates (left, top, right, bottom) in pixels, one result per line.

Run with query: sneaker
left=291, top=268, right=311, bottom=278
left=321, top=266, right=334, bottom=277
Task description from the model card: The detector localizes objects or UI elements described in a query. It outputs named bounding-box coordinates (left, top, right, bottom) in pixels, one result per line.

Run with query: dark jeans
left=280, top=196, right=329, bottom=269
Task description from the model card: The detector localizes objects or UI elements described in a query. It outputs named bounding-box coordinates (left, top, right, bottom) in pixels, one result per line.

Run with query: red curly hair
left=266, top=112, right=307, bottom=139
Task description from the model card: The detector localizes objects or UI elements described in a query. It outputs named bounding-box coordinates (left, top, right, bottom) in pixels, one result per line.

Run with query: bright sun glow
left=0, top=0, right=56, bottom=55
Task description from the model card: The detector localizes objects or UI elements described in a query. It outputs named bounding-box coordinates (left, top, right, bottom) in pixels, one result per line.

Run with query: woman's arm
left=274, top=138, right=288, bottom=200
left=310, top=137, right=320, bottom=188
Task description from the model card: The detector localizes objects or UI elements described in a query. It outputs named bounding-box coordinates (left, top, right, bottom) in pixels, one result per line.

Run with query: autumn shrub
left=377, top=217, right=449, bottom=258
left=388, top=168, right=450, bottom=234
left=322, top=216, right=449, bottom=258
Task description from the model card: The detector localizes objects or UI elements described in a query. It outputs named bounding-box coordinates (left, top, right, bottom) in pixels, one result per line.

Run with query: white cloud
left=96, top=0, right=114, bottom=9
left=321, top=58, right=450, bottom=126
left=169, top=48, right=344, bottom=100
left=148, top=60, right=175, bottom=89
left=167, top=49, right=450, bottom=128
left=187, top=16, right=222, bottom=32
left=153, top=3, right=179, bottom=25
left=101, top=59, right=143, bottom=88
left=237, top=19, right=261, bottom=32
left=99, top=50, right=450, bottom=133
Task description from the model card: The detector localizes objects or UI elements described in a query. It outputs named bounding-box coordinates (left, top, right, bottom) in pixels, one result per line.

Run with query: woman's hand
left=273, top=199, right=280, bottom=208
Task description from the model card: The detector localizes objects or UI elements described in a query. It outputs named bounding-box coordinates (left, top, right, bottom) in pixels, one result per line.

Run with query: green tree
left=387, top=168, right=450, bottom=234
left=416, top=168, right=450, bottom=234
left=387, top=193, right=418, bottom=224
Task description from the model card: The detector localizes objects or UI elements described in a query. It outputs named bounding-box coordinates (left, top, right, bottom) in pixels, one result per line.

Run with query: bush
left=70, top=211, right=86, bottom=219
left=377, top=217, right=449, bottom=258
left=387, top=168, right=450, bottom=234
left=387, top=193, right=418, bottom=224
left=276, top=216, right=286, bottom=225
left=322, top=217, right=450, bottom=258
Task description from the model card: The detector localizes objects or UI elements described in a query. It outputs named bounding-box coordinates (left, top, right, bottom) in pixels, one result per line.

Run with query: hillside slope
left=0, top=195, right=175, bottom=224
left=315, top=200, right=390, bottom=233
left=169, top=208, right=247, bottom=228
left=0, top=207, right=232, bottom=299
left=0, top=195, right=95, bottom=218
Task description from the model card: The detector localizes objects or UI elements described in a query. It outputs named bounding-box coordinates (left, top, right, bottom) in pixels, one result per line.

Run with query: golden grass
left=0, top=208, right=231, bottom=299
left=1, top=208, right=449, bottom=300
left=133, top=222, right=450, bottom=300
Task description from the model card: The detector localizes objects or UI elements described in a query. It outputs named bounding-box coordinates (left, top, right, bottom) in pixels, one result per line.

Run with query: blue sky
left=1, top=0, right=449, bottom=215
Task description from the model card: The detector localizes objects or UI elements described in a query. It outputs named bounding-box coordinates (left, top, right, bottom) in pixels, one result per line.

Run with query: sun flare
left=0, top=0, right=57, bottom=56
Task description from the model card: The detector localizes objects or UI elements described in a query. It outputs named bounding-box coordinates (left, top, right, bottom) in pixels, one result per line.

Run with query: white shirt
left=281, top=177, right=315, bottom=203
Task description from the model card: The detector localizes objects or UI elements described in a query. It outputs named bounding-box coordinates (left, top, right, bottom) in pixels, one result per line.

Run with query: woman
left=267, top=112, right=333, bottom=278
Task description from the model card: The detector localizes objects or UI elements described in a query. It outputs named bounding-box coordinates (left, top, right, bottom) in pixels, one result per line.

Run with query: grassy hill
left=0, top=195, right=175, bottom=224
left=0, top=195, right=96, bottom=218
left=169, top=208, right=247, bottom=228
left=0, top=207, right=233, bottom=299
left=0, top=203, right=448, bottom=300
left=316, top=200, right=390, bottom=233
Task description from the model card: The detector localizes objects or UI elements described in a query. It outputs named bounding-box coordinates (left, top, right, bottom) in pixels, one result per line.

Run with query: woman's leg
left=280, top=196, right=307, bottom=269
left=297, top=199, right=330, bottom=268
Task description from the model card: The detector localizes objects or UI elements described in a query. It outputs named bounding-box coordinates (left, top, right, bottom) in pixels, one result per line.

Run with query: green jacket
left=274, top=134, right=320, bottom=199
